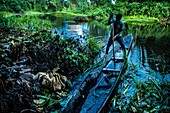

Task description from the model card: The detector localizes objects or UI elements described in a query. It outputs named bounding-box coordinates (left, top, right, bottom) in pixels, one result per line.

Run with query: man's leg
left=115, top=36, right=126, bottom=58
left=105, top=36, right=113, bottom=55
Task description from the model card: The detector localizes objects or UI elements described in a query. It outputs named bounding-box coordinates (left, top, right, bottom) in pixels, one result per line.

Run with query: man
left=105, top=13, right=126, bottom=58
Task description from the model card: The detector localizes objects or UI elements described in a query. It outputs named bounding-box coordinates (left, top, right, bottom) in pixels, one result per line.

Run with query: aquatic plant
left=33, top=94, right=62, bottom=112
left=0, top=14, right=104, bottom=112
left=110, top=62, right=170, bottom=113
left=0, top=79, right=35, bottom=113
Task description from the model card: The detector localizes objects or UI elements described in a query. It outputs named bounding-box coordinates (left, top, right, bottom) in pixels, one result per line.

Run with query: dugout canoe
left=60, top=34, right=134, bottom=113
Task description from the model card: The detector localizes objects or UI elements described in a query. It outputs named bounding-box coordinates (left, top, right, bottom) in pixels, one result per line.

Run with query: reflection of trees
left=125, top=23, right=170, bottom=72
left=123, top=23, right=169, bottom=39
left=88, top=24, right=108, bottom=36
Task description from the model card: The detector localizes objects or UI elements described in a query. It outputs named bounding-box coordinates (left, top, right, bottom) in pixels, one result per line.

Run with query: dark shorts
left=106, top=35, right=125, bottom=54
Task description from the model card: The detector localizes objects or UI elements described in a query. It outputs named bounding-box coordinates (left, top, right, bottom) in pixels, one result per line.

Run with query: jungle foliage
left=0, top=15, right=103, bottom=112
left=0, top=15, right=102, bottom=76
left=0, top=0, right=169, bottom=20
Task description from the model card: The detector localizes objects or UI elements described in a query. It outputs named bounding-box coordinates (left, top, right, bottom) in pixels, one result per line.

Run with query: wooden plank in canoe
left=102, top=68, right=121, bottom=72
left=111, top=57, right=124, bottom=62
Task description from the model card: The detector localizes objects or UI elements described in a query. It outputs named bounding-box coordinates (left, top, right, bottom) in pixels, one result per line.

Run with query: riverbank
left=52, top=1, right=169, bottom=24
left=1, top=1, right=169, bottom=24
left=1, top=10, right=169, bottom=25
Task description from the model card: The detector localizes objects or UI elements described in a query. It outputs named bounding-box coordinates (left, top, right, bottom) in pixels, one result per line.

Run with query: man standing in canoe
left=105, top=13, right=126, bottom=58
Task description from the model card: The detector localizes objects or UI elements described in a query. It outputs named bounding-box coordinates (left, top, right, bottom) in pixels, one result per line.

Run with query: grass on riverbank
left=123, top=16, right=159, bottom=23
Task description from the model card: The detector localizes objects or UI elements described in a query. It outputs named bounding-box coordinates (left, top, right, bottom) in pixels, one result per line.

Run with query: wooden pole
left=112, top=17, right=116, bottom=69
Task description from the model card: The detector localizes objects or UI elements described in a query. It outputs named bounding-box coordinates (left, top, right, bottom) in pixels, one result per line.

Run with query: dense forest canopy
left=0, top=0, right=169, bottom=17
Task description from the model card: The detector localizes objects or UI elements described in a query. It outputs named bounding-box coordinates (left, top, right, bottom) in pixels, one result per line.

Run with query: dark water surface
left=127, top=23, right=170, bottom=82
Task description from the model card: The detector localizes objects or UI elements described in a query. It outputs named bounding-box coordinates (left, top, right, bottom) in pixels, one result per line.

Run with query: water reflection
left=125, top=23, right=170, bottom=73
left=51, top=18, right=109, bottom=46
left=56, top=21, right=84, bottom=37
left=128, top=37, right=157, bottom=80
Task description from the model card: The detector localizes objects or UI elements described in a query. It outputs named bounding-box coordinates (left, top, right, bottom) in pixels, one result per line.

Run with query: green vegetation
left=0, top=15, right=51, bottom=31
left=123, top=23, right=170, bottom=39
left=0, top=15, right=102, bottom=75
left=123, top=16, right=159, bottom=23
left=111, top=62, right=170, bottom=112
left=0, top=0, right=169, bottom=23
left=33, top=94, right=61, bottom=112
left=0, top=14, right=102, bottom=112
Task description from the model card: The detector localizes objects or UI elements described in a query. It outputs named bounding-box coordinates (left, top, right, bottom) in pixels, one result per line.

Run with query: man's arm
left=112, top=22, right=124, bottom=40
left=107, top=13, right=114, bottom=25
left=112, top=30, right=122, bottom=40
left=115, top=30, right=123, bottom=36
